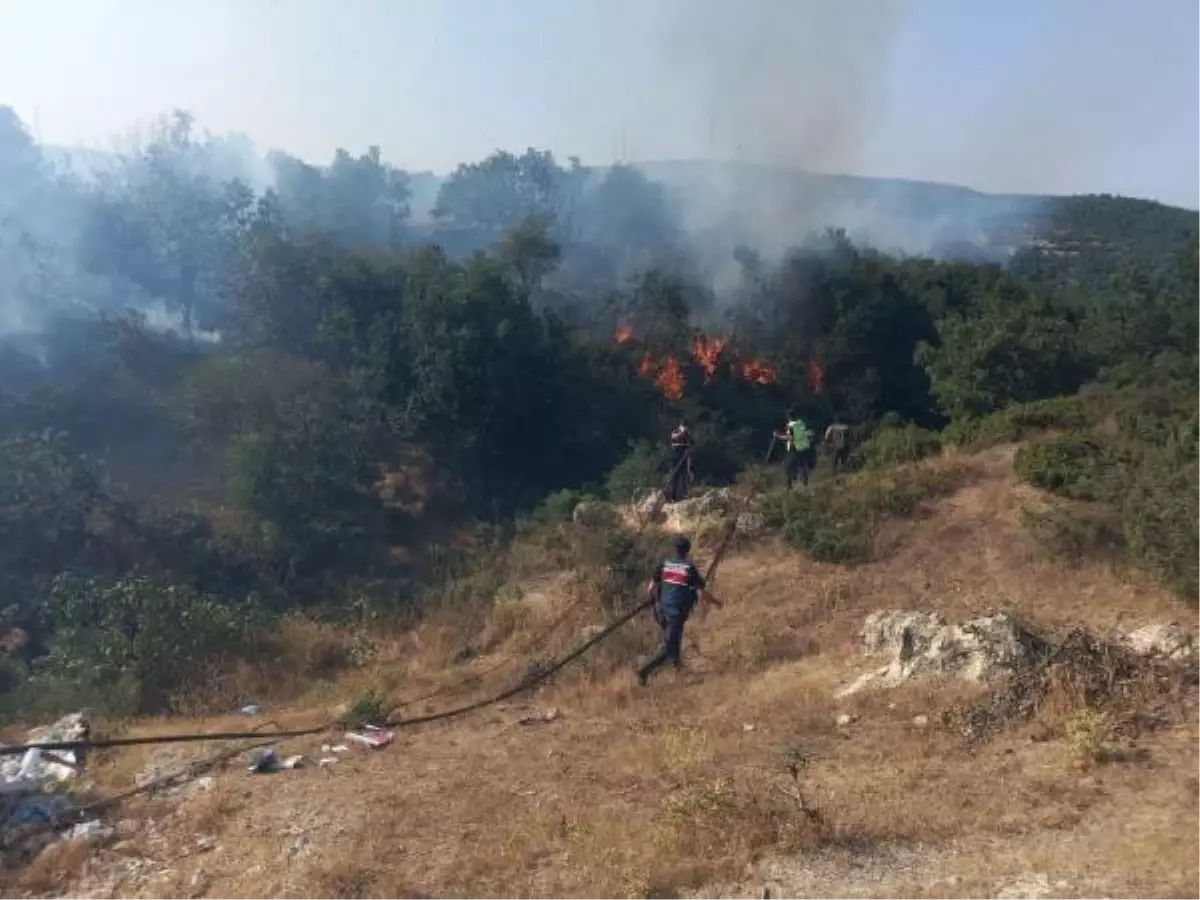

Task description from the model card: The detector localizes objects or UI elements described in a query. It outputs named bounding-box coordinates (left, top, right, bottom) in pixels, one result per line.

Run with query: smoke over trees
left=0, top=104, right=1194, bottom=717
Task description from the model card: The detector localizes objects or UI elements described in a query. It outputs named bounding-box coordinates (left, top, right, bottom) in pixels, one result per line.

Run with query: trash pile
left=245, top=717, right=397, bottom=774
left=0, top=712, right=113, bottom=855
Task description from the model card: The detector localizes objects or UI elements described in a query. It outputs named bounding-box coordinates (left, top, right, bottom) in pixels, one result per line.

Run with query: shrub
left=605, top=441, right=665, bottom=503
left=1015, top=422, right=1198, bottom=602
left=1020, top=505, right=1126, bottom=562
left=583, top=521, right=664, bottom=616
left=343, top=688, right=389, bottom=729
left=942, top=394, right=1095, bottom=451
left=529, top=488, right=588, bottom=525
left=1121, top=458, right=1198, bottom=601
left=760, top=463, right=967, bottom=564
left=1014, top=432, right=1120, bottom=502
left=29, top=573, right=265, bottom=715
left=857, top=423, right=942, bottom=469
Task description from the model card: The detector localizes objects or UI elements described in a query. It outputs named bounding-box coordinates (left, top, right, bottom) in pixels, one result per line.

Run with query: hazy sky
left=0, top=0, right=1196, bottom=207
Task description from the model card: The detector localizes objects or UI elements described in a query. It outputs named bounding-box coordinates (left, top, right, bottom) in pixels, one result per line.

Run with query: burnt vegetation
left=0, top=105, right=1196, bottom=718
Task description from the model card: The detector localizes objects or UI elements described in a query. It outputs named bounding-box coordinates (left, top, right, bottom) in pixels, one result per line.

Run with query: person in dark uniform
left=667, top=418, right=695, bottom=501
left=824, top=420, right=852, bottom=477
left=638, top=535, right=707, bottom=685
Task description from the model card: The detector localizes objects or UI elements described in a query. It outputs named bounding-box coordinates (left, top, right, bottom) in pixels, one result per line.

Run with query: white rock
left=835, top=713, right=856, bottom=727
left=666, top=488, right=733, bottom=520
left=996, top=873, right=1053, bottom=899
left=1121, top=623, right=1196, bottom=660
left=912, top=715, right=929, bottom=727
left=735, top=511, right=766, bottom=536
left=635, top=489, right=667, bottom=518
left=836, top=609, right=1049, bottom=697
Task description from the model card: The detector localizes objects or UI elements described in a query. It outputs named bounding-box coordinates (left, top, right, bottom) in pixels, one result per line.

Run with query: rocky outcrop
left=836, top=610, right=1050, bottom=697
left=624, top=487, right=762, bottom=536
left=1120, top=622, right=1196, bottom=661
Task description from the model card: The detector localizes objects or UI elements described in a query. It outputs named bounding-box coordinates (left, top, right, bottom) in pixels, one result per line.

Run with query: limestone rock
left=635, top=489, right=667, bottom=520
left=1121, top=623, right=1195, bottom=660
left=667, top=487, right=733, bottom=520
left=735, top=510, right=766, bottom=537
left=837, top=609, right=1049, bottom=697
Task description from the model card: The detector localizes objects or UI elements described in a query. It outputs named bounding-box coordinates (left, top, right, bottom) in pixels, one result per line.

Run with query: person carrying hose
left=638, top=535, right=707, bottom=685
left=776, top=409, right=815, bottom=489
left=667, top=417, right=695, bottom=501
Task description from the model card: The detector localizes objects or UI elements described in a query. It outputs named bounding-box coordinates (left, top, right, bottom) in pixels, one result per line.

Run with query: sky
left=0, top=0, right=1196, bottom=207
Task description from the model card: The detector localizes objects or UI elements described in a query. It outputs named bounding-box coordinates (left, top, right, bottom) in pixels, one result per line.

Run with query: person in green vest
left=775, top=409, right=815, bottom=489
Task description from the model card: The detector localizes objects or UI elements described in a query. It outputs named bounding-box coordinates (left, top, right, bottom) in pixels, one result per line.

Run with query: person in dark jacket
left=638, top=535, right=707, bottom=685
left=823, top=420, right=852, bottom=477
left=667, top=418, right=695, bottom=502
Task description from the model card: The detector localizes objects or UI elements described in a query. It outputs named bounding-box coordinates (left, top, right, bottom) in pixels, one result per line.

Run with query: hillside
left=46, top=143, right=1198, bottom=275
left=6, top=442, right=1196, bottom=899
left=426, top=157, right=1198, bottom=271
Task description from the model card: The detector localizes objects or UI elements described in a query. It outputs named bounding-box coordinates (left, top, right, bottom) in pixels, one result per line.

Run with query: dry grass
left=8, top=839, right=94, bottom=897
left=9, top=443, right=1199, bottom=899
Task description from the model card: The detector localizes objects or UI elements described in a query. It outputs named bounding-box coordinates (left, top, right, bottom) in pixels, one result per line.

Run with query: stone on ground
left=837, top=609, right=1050, bottom=697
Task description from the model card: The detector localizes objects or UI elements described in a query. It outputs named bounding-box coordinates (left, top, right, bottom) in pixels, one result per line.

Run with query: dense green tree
left=917, top=292, right=1088, bottom=420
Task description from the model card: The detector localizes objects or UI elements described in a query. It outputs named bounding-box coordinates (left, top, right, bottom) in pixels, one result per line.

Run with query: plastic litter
left=63, top=820, right=115, bottom=842
left=516, top=707, right=560, bottom=726
left=0, top=713, right=90, bottom=784
left=1, top=712, right=92, bottom=841
left=239, top=704, right=263, bottom=716
left=344, top=726, right=395, bottom=749
left=248, top=748, right=305, bottom=773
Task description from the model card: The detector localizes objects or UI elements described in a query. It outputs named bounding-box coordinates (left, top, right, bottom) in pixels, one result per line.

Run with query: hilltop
left=45, top=143, right=1199, bottom=278
left=6, top=440, right=1196, bottom=898
left=419, top=157, right=1197, bottom=272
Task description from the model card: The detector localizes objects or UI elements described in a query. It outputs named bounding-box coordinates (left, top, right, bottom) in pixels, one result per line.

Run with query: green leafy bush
left=942, top=394, right=1095, bottom=451
left=857, top=423, right=942, bottom=469
left=760, top=464, right=967, bottom=564
left=343, top=688, right=390, bottom=729
left=1014, top=432, right=1120, bottom=501
left=29, top=573, right=265, bottom=715
left=605, top=441, right=666, bottom=503
left=1015, top=427, right=1198, bottom=602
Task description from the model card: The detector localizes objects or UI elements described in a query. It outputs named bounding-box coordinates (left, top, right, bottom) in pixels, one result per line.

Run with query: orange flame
left=655, top=354, right=685, bottom=401
left=740, top=360, right=778, bottom=386
left=805, top=355, right=826, bottom=394
left=624, top=329, right=778, bottom=400
left=691, top=334, right=726, bottom=382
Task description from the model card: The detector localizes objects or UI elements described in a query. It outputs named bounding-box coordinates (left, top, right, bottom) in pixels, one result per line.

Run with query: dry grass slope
left=7, top=445, right=1198, bottom=899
